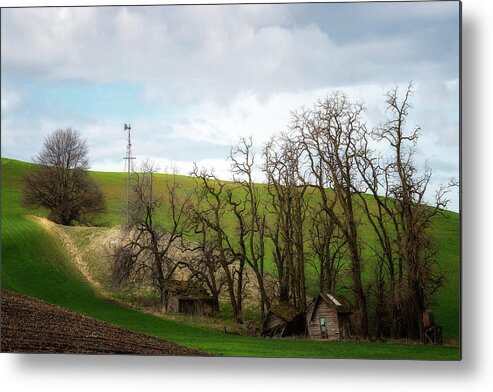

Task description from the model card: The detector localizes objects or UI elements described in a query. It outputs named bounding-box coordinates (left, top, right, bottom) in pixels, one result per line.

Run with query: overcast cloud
left=1, top=1, right=460, bottom=211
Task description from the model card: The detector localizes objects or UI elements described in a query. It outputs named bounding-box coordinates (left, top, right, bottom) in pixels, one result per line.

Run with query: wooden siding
left=178, top=298, right=216, bottom=317
left=307, top=300, right=340, bottom=340
left=166, top=294, right=216, bottom=317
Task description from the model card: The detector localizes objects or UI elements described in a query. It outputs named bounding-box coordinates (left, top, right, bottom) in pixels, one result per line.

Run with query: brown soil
left=0, top=289, right=207, bottom=356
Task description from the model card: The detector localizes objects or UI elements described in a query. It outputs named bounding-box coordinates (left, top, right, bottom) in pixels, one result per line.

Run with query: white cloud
left=0, top=88, right=21, bottom=112
left=2, top=5, right=457, bottom=101
left=0, top=4, right=459, bottom=210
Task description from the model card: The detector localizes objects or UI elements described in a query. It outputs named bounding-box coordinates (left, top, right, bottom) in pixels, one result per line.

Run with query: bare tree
left=353, top=139, right=403, bottom=338
left=372, top=84, right=447, bottom=341
left=112, top=161, right=190, bottom=311
left=229, top=137, right=271, bottom=319
left=189, top=165, right=246, bottom=324
left=306, top=203, right=346, bottom=294
left=263, top=133, right=310, bottom=312
left=292, top=93, right=369, bottom=337
left=23, top=128, right=105, bottom=225
left=181, top=218, right=223, bottom=315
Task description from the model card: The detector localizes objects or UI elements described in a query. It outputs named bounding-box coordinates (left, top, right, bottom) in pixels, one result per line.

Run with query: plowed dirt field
left=0, top=289, right=207, bottom=356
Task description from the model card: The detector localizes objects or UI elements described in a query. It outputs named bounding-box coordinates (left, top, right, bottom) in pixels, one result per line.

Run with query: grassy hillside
left=90, top=158, right=460, bottom=337
left=1, top=157, right=460, bottom=355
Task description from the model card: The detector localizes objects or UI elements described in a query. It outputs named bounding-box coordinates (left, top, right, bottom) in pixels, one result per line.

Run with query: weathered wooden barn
left=166, top=280, right=217, bottom=317
left=261, top=302, right=306, bottom=338
left=306, top=293, right=352, bottom=340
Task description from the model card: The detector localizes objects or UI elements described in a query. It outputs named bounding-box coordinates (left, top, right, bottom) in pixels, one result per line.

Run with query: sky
left=0, top=1, right=460, bottom=211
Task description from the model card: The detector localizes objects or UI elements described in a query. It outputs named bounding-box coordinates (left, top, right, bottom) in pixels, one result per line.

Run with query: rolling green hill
left=0, top=157, right=460, bottom=358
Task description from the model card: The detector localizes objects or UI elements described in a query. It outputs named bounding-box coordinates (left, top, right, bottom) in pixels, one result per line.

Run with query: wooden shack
left=306, top=293, right=352, bottom=340
left=166, top=280, right=217, bottom=317
left=261, top=302, right=306, bottom=338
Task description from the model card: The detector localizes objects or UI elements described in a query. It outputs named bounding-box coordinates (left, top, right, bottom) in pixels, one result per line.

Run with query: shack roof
left=320, top=293, right=351, bottom=311
left=167, top=280, right=212, bottom=300
left=307, top=293, right=352, bottom=322
left=268, top=302, right=301, bottom=322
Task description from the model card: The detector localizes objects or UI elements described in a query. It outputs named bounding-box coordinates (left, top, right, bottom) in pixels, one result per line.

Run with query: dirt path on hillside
left=29, top=216, right=104, bottom=290
left=26, top=216, right=170, bottom=319
left=0, top=289, right=207, bottom=355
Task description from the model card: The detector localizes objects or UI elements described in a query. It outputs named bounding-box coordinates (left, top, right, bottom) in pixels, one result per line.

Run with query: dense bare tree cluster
left=111, top=161, right=190, bottom=311
left=364, top=86, right=447, bottom=340
left=188, top=164, right=248, bottom=323
left=112, top=85, right=452, bottom=341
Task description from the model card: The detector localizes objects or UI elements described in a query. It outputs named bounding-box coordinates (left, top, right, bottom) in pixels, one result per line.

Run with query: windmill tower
left=123, top=123, right=135, bottom=225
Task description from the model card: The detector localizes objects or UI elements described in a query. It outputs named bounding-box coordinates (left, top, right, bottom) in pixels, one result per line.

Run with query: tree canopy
left=23, top=128, right=106, bottom=226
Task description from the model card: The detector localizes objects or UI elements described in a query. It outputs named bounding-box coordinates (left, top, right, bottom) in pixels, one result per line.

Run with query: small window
left=319, top=317, right=327, bottom=338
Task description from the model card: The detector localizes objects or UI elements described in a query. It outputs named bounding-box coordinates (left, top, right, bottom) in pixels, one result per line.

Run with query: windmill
left=123, top=123, right=135, bottom=225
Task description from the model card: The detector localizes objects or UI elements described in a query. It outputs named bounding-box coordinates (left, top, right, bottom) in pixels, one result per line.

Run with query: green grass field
left=0, top=157, right=460, bottom=359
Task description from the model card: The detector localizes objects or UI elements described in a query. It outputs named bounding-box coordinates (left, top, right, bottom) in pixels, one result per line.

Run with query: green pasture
left=0, top=157, right=460, bottom=358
